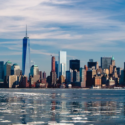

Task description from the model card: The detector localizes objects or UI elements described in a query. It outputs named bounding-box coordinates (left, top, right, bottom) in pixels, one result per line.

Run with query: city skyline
left=0, top=0, right=125, bottom=75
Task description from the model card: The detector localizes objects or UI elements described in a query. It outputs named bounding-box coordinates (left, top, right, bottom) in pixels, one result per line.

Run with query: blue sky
left=0, top=0, right=125, bottom=75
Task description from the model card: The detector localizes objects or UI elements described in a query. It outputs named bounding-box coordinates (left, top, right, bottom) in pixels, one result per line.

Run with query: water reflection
left=0, top=89, right=125, bottom=124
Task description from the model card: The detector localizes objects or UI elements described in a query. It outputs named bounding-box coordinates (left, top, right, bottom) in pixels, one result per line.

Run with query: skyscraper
left=88, top=60, right=98, bottom=69
left=11, top=63, right=21, bottom=76
left=52, top=56, right=55, bottom=72
left=0, top=61, right=4, bottom=80
left=55, top=61, right=58, bottom=78
left=22, top=26, right=31, bottom=77
left=70, top=59, right=80, bottom=71
left=4, top=61, right=12, bottom=84
left=30, top=65, right=39, bottom=77
left=58, top=51, right=67, bottom=78
left=50, top=56, right=56, bottom=87
left=101, top=57, right=112, bottom=69
left=43, top=71, right=46, bottom=79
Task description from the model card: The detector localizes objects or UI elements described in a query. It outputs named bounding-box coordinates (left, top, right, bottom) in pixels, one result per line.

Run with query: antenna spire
left=26, top=25, right=27, bottom=37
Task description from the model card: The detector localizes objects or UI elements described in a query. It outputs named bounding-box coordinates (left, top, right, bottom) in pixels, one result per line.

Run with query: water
left=0, top=89, right=125, bottom=125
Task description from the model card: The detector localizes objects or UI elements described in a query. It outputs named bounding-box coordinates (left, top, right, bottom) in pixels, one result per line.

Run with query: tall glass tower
left=22, top=26, right=31, bottom=77
left=58, top=51, right=67, bottom=78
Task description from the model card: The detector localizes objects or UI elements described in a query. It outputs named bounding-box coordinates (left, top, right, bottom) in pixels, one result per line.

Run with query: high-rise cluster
left=0, top=29, right=125, bottom=89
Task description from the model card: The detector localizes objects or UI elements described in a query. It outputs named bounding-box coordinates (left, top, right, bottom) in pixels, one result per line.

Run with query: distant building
left=94, top=76, right=101, bottom=87
left=60, top=63, right=66, bottom=79
left=43, top=71, right=46, bottom=79
left=59, top=75, right=65, bottom=84
left=11, top=63, right=20, bottom=76
left=96, top=68, right=102, bottom=74
left=4, top=61, right=12, bottom=84
left=20, top=76, right=29, bottom=88
left=80, top=68, right=86, bottom=87
left=101, top=57, right=112, bottom=69
left=108, top=78, right=115, bottom=86
left=66, top=69, right=73, bottom=84
left=8, top=75, right=18, bottom=88
left=50, top=71, right=56, bottom=87
left=30, top=65, right=39, bottom=77
left=70, top=59, right=80, bottom=71
left=39, top=71, right=42, bottom=82
left=86, top=69, right=96, bottom=87
left=101, top=74, right=107, bottom=85
left=109, top=65, right=113, bottom=75
left=117, top=67, right=122, bottom=77
left=58, top=51, right=67, bottom=78
left=52, top=56, right=55, bottom=72
left=55, top=61, right=58, bottom=78
left=22, top=27, right=31, bottom=77
left=111, top=56, right=115, bottom=66
left=119, top=70, right=125, bottom=85
left=29, top=75, right=40, bottom=88
left=50, top=56, right=57, bottom=87
left=88, top=60, right=98, bottom=69
left=0, top=61, right=4, bottom=81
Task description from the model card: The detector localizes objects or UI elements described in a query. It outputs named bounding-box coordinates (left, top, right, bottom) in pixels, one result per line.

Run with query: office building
left=4, top=61, right=12, bottom=84
left=50, top=71, right=56, bottom=87
left=60, top=63, right=66, bottom=78
left=108, top=78, right=115, bottom=86
left=58, top=51, right=67, bottom=78
left=55, top=61, right=58, bottom=78
left=59, top=75, right=65, bottom=84
left=111, top=56, right=115, bottom=66
left=8, top=75, right=18, bottom=88
left=29, top=75, right=40, bottom=88
left=86, top=69, right=96, bottom=87
left=101, top=57, right=112, bottom=69
left=50, top=56, right=57, bottom=86
left=39, top=71, right=42, bottom=82
left=66, top=69, right=73, bottom=84
left=88, top=60, right=98, bottom=69
left=94, top=76, right=101, bottom=87
left=0, top=61, right=4, bottom=80
left=11, top=64, right=20, bottom=76
left=20, top=75, right=29, bottom=88
left=70, top=59, right=80, bottom=71
left=119, top=70, right=125, bottom=85
left=80, top=68, right=86, bottom=87
left=43, top=71, right=46, bottom=79
left=22, top=27, right=31, bottom=77
left=117, top=67, right=122, bottom=77
left=73, top=70, right=80, bottom=82
left=30, top=65, right=39, bottom=77
left=52, top=56, right=55, bottom=72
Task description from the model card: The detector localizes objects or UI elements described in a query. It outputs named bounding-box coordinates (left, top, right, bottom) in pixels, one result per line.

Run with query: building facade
left=101, top=57, right=112, bottom=69
left=43, top=71, right=46, bottom=79
left=11, top=64, right=20, bottom=76
left=55, top=61, right=58, bottom=78
left=70, top=59, right=80, bottom=71
left=80, top=68, right=86, bottom=87
left=52, top=56, right=55, bottom=72
left=58, top=51, right=67, bottom=78
left=0, top=61, right=4, bottom=81
left=30, top=65, right=39, bottom=77
left=4, top=61, right=12, bottom=84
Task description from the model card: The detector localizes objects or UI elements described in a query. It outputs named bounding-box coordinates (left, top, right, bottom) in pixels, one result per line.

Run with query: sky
left=0, top=0, right=125, bottom=76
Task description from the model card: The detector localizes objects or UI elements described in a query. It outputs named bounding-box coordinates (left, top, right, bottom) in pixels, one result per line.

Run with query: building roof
left=32, top=65, right=38, bottom=67
left=13, top=63, right=18, bottom=66
left=112, top=56, right=115, bottom=60
left=6, top=60, right=12, bottom=64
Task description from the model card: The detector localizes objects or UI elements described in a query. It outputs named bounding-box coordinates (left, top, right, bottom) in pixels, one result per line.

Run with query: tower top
left=26, top=25, right=27, bottom=37
left=112, top=56, right=115, bottom=61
